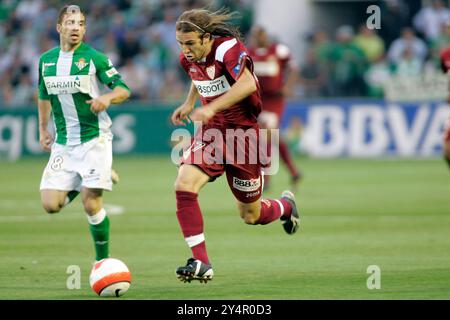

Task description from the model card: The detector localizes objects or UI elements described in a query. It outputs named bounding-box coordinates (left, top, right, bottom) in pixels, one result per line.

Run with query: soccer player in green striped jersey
left=37, top=5, right=131, bottom=262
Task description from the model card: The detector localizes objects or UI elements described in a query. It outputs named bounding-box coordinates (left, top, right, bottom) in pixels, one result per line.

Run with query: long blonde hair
left=176, top=8, right=243, bottom=41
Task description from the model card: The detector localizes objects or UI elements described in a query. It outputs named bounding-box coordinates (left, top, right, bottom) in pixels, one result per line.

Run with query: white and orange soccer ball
left=89, top=258, right=132, bottom=297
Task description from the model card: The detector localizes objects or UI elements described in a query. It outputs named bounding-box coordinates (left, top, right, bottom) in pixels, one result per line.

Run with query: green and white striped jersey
left=38, top=42, right=130, bottom=145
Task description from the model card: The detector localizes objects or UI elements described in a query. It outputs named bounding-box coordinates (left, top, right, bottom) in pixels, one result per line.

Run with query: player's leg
left=444, top=117, right=450, bottom=168
left=78, top=136, right=114, bottom=261
left=236, top=194, right=300, bottom=234
left=82, top=188, right=110, bottom=261
left=39, top=145, right=81, bottom=213
left=40, top=189, right=69, bottom=213
left=259, top=110, right=301, bottom=190
left=444, top=142, right=450, bottom=168
left=226, top=166, right=300, bottom=234
left=174, top=164, right=213, bottom=282
left=269, top=109, right=301, bottom=188
left=258, top=111, right=275, bottom=191
left=279, top=138, right=302, bottom=187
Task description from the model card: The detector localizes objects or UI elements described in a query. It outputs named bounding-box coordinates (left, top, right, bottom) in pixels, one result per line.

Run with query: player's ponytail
left=176, top=8, right=243, bottom=41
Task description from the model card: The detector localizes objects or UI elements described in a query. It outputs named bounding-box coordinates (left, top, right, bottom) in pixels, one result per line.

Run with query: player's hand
left=39, top=130, right=53, bottom=152
left=86, top=95, right=111, bottom=114
left=189, top=107, right=216, bottom=125
left=282, top=86, right=294, bottom=98
left=171, top=103, right=194, bottom=126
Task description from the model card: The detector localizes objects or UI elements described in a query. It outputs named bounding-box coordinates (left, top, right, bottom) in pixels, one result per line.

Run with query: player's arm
left=283, top=63, right=299, bottom=97
left=37, top=57, right=53, bottom=152
left=190, top=66, right=257, bottom=124
left=89, top=52, right=131, bottom=114
left=38, top=98, right=53, bottom=152
left=171, top=82, right=199, bottom=126
left=87, top=86, right=131, bottom=114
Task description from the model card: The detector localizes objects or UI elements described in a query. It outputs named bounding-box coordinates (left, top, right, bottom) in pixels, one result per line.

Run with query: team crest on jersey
left=75, top=57, right=88, bottom=70
left=206, top=65, right=216, bottom=79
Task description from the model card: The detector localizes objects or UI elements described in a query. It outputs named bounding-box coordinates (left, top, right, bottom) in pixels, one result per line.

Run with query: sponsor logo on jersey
left=83, top=169, right=101, bottom=183
left=253, top=60, right=280, bottom=77
left=232, top=177, right=261, bottom=192
left=189, top=67, right=198, bottom=73
left=44, top=75, right=90, bottom=95
left=105, top=67, right=118, bottom=78
left=246, top=190, right=261, bottom=198
left=75, top=57, right=88, bottom=70
left=206, top=65, right=216, bottom=79
left=192, top=75, right=231, bottom=98
left=44, top=62, right=56, bottom=67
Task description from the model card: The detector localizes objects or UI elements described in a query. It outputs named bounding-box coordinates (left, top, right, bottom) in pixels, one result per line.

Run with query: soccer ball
left=89, top=258, right=132, bottom=297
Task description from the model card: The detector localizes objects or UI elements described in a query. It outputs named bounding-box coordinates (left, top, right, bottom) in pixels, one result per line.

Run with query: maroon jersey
left=180, top=37, right=262, bottom=128
left=248, top=43, right=291, bottom=97
left=441, top=45, right=450, bottom=74
left=441, top=46, right=450, bottom=142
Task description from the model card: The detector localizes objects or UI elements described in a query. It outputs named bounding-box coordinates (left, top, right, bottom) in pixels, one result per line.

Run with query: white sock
left=86, top=208, right=107, bottom=225
left=274, top=199, right=285, bottom=218
left=185, top=233, right=205, bottom=248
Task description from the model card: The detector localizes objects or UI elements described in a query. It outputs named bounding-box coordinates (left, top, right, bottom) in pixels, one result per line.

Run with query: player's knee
left=42, top=201, right=62, bottom=214
left=242, top=214, right=259, bottom=225
left=239, top=207, right=260, bottom=225
left=174, top=176, right=196, bottom=192
left=83, top=201, right=101, bottom=216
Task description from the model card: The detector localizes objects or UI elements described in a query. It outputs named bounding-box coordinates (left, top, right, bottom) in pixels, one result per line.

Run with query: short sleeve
left=276, top=44, right=291, bottom=62
left=276, top=43, right=297, bottom=70
left=38, top=58, right=50, bottom=100
left=94, top=52, right=130, bottom=92
left=221, top=40, right=253, bottom=80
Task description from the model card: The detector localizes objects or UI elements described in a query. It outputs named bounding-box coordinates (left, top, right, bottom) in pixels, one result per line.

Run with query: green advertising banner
left=0, top=104, right=183, bottom=161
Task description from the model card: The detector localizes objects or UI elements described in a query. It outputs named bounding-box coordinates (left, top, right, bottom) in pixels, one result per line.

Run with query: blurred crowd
left=0, top=0, right=253, bottom=108
left=1, top=0, right=450, bottom=108
left=298, top=0, right=450, bottom=99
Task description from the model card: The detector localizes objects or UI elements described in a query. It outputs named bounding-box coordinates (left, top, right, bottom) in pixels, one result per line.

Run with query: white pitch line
left=0, top=203, right=125, bottom=223
left=103, top=204, right=125, bottom=215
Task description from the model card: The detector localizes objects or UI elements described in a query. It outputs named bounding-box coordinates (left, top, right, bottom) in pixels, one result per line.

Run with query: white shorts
left=40, top=136, right=113, bottom=192
left=258, top=111, right=279, bottom=129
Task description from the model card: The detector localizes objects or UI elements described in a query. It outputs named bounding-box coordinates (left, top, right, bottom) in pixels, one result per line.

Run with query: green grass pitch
left=0, top=156, right=449, bottom=299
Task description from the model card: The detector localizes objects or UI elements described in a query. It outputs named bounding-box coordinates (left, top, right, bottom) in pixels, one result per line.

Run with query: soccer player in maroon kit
left=440, top=22, right=450, bottom=169
left=171, top=9, right=301, bottom=283
left=248, top=26, right=301, bottom=190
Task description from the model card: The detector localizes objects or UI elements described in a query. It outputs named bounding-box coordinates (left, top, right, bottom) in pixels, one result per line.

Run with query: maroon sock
left=279, top=139, right=299, bottom=178
left=256, top=198, right=292, bottom=225
left=263, top=173, right=271, bottom=188
left=176, top=191, right=209, bottom=264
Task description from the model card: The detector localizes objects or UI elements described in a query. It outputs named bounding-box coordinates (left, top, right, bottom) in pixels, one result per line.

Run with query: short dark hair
left=57, top=4, right=85, bottom=24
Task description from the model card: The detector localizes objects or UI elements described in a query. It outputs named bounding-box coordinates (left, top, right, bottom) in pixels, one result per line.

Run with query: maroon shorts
left=180, top=124, right=263, bottom=203
left=261, top=95, right=285, bottom=118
